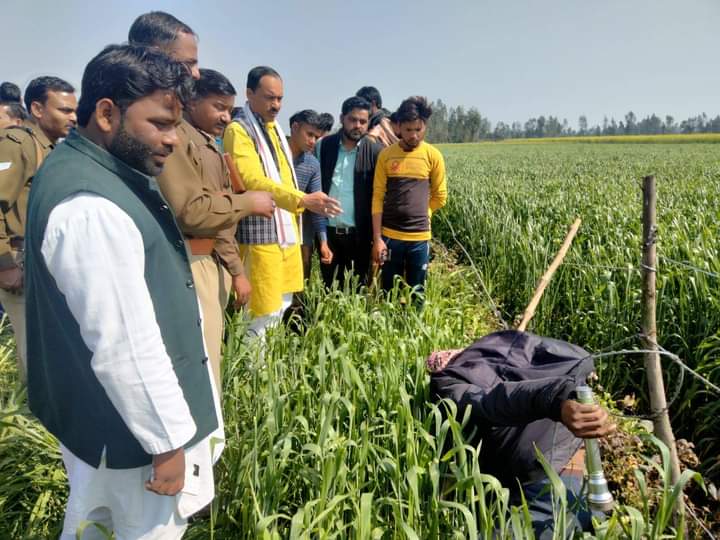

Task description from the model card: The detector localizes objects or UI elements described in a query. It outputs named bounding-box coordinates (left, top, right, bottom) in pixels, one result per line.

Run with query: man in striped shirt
left=287, top=109, right=332, bottom=280
left=317, top=112, right=334, bottom=138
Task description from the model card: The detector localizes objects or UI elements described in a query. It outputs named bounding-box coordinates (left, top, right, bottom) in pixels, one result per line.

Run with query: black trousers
left=320, top=227, right=371, bottom=290
left=301, top=243, right=314, bottom=282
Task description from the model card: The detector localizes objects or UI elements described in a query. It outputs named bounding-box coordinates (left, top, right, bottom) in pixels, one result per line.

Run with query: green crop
left=434, top=142, right=720, bottom=480
left=0, top=141, right=715, bottom=538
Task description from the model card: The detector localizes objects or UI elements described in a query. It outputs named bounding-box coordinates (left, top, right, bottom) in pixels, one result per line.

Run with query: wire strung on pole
left=563, top=262, right=639, bottom=272
left=558, top=256, right=718, bottom=278
left=659, top=256, right=720, bottom=279
left=653, top=341, right=720, bottom=395
left=588, top=347, right=686, bottom=421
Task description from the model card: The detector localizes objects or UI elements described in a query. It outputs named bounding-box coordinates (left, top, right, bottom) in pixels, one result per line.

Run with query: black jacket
left=319, top=132, right=383, bottom=243
left=430, top=330, right=594, bottom=485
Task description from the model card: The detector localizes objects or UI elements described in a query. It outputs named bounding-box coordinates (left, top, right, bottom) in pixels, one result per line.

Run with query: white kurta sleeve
left=41, top=192, right=197, bottom=455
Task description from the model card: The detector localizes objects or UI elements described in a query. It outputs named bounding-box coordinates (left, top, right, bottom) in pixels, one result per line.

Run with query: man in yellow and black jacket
left=371, top=96, right=447, bottom=299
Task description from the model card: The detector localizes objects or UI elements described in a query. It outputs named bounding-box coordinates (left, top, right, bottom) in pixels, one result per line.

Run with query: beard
left=343, top=127, right=364, bottom=142
left=108, top=121, right=165, bottom=177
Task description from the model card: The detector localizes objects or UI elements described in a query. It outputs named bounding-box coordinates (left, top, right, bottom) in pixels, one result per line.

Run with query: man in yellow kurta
left=224, top=66, right=340, bottom=336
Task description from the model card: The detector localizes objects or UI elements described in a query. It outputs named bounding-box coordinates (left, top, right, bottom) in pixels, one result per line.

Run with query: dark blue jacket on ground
left=430, top=330, right=594, bottom=486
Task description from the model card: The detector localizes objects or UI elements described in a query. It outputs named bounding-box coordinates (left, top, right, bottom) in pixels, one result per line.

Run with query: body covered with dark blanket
left=429, top=330, right=594, bottom=486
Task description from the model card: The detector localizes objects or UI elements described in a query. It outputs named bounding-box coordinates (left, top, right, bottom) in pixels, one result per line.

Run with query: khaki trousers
left=190, top=254, right=231, bottom=392
left=0, top=289, right=26, bottom=382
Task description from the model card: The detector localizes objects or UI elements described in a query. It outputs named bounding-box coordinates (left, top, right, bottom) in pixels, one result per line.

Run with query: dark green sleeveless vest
left=25, top=131, right=217, bottom=469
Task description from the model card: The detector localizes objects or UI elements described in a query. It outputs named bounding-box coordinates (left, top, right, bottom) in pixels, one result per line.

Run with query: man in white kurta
left=45, top=193, right=224, bottom=539
left=24, top=44, right=223, bottom=540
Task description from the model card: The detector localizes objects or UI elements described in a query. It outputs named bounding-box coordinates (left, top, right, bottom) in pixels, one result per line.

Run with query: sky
left=2, top=0, right=719, bottom=130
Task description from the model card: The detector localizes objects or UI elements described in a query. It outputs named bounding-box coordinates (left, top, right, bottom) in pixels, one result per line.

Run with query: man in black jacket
left=429, top=330, right=615, bottom=538
left=316, top=96, right=383, bottom=289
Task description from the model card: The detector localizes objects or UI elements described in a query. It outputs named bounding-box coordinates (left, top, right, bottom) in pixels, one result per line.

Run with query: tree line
left=424, top=99, right=720, bottom=142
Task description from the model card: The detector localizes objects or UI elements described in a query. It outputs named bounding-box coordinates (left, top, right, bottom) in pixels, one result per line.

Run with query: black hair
left=76, top=44, right=193, bottom=127
left=389, top=111, right=398, bottom=124
left=317, top=112, right=334, bottom=132
left=246, top=66, right=281, bottom=91
left=395, top=96, right=432, bottom=124
left=128, top=11, right=195, bottom=47
left=194, top=68, right=236, bottom=99
left=1, top=103, right=27, bottom=121
left=341, top=96, right=370, bottom=116
left=0, top=82, right=26, bottom=120
left=0, top=82, right=22, bottom=103
left=356, top=86, right=382, bottom=109
left=289, top=109, right=321, bottom=130
left=24, top=76, right=75, bottom=114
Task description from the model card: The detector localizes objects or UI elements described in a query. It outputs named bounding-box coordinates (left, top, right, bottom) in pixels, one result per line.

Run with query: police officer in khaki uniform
left=129, top=12, right=275, bottom=391
left=157, top=69, right=274, bottom=390
left=0, top=76, right=77, bottom=381
left=0, top=82, right=27, bottom=130
left=0, top=102, right=25, bottom=130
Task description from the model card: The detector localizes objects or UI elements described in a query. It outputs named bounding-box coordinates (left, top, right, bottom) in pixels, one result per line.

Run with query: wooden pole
left=517, top=218, right=581, bottom=332
left=640, top=175, right=684, bottom=519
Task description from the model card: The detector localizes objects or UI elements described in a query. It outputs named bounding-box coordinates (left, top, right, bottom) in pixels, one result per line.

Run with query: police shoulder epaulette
left=4, top=125, right=34, bottom=144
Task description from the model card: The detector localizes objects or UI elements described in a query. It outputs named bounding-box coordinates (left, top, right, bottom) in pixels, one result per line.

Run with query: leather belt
left=560, top=448, right=586, bottom=478
left=329, top=226, right=355, bottom=236
left=187, top=237, right=216, bottom=256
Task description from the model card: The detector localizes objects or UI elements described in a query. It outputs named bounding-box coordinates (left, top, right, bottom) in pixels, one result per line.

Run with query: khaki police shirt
left=157, top=118, right=251, bottom=276
left=0, top=121, right=53, bottom=269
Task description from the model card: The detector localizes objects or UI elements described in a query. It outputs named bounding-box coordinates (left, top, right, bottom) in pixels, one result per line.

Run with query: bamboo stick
left=517, top=218, right=581, bottom=332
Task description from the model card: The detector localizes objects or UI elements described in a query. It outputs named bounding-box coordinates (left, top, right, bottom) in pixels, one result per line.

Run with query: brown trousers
left=0, top=289, right=26, bottom=382
left=190, top=254, right=231, bottom=392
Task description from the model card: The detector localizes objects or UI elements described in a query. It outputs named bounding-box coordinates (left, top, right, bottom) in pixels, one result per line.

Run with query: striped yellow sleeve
left=224, top=122, right=304, bottom=212
left=428, top=146, right=448, bottom=212
left=371, top=148, right=389, bottom=215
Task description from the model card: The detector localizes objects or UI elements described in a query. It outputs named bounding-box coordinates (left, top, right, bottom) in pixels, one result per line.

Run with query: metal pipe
left=576, top=385, right=615, bottom=513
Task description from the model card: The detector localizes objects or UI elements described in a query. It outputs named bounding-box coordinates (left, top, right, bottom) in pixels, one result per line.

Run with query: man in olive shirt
left=157, top=69, right=274, bottom=390
left=0, top=76, right=77, bottom=381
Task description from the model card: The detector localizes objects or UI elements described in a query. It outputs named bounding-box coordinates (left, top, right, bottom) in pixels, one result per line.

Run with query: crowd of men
left=1, top=10, right=616, bottom=540
left=0, top=10, right=449, bottom=539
